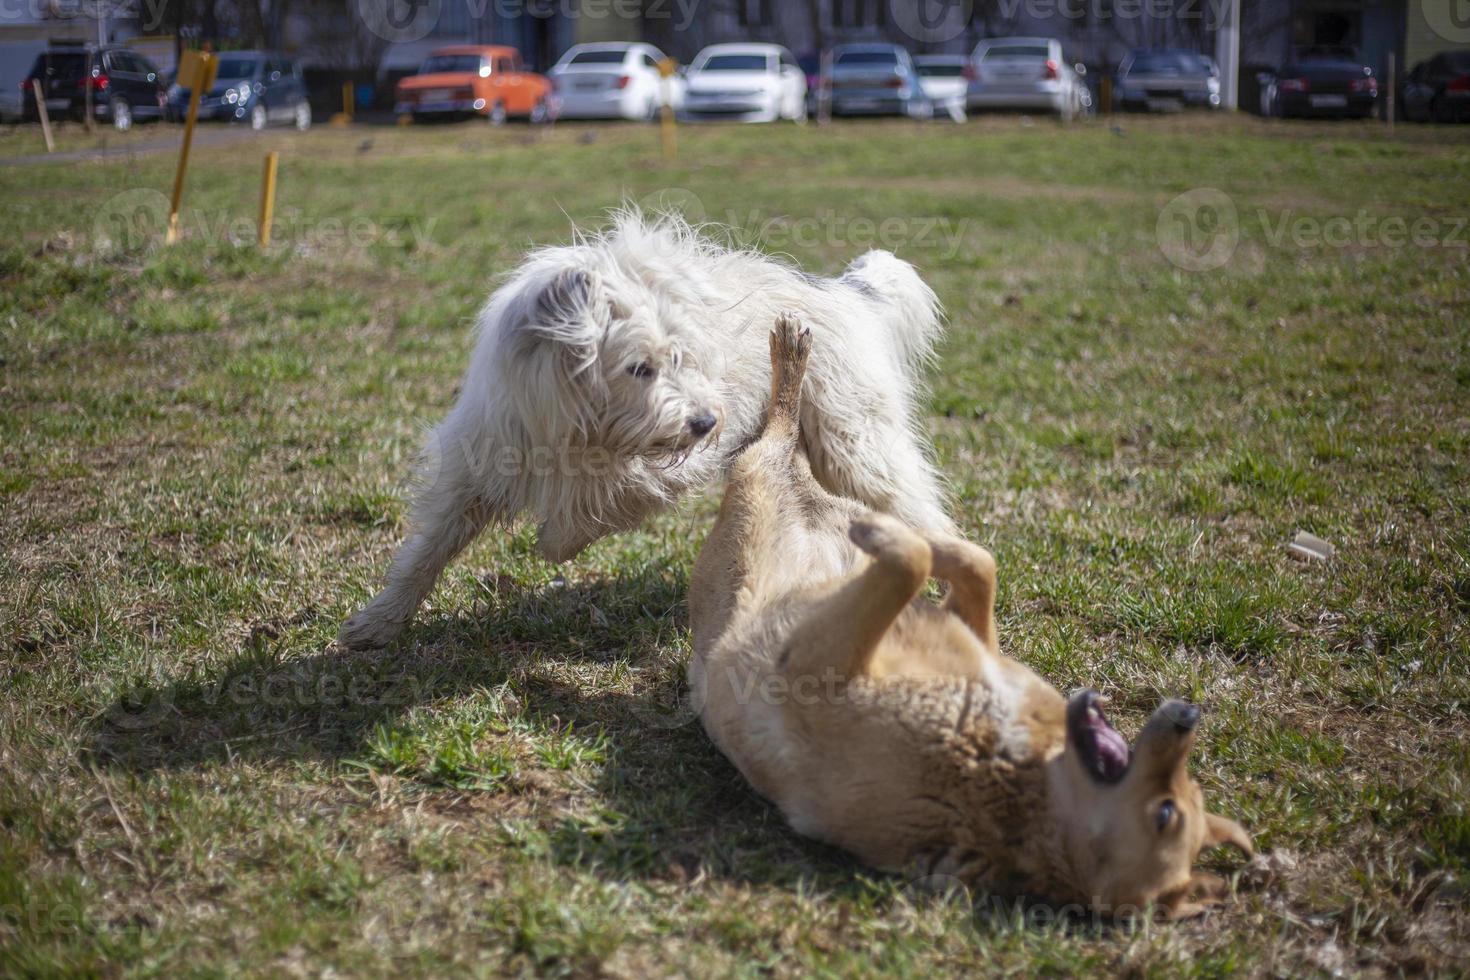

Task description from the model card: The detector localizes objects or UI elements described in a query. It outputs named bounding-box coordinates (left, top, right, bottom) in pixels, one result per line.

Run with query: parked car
left=915, top=54, right=972, bottom=121
left=798, top=52, right=823, bottom=115
left=680, top=43, right=807, bottom=123
left=968, top=37, right=1087, bottom=120
left=167, top=51, right=310, bottom=130
left=395, top=45, right=552, bottom=124
left=548, top=42, right=682, bottom=121
left=826, top=43, right=931, bottom=118
left=1114, top=49, right=1221, bottom=112
left=1262, top=48, right=1377, bottom=119
left=1401, top=49, right=1470, bottom=123
left=22, top=45, right=167, bottom=131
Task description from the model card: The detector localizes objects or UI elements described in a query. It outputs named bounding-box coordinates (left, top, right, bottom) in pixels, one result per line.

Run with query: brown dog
left=690, top=314, right=1253, bottom=917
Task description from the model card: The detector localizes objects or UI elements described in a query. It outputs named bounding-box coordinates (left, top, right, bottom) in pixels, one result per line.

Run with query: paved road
left=0, top=125, right=258, bottom=167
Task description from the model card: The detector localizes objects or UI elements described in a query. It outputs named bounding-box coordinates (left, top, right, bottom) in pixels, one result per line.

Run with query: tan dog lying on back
left=690, top=314, right=1253, bottom=916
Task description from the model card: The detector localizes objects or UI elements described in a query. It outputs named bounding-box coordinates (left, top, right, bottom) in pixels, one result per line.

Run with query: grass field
left=2, top=114, right=1468, bottom=976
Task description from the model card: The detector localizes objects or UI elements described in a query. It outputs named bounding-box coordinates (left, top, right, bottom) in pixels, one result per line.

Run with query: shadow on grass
left=84, top=564, right=869, bottom=892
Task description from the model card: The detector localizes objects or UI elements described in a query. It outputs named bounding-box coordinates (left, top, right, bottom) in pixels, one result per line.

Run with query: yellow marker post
left=258, top=151, right=279, bottom=249
left=31, top=79, right=55, bottom=153
left=657, top=57, right=678, bottom=162
left=332, top=81, right=353, bottom=126
left=167, top=50, right=217, bottom=245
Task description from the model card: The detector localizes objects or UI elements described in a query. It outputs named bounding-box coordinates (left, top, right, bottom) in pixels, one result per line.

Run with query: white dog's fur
left=339, top=213, right=954, bottom=648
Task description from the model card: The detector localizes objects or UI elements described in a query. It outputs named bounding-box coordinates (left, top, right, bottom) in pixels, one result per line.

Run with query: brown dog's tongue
left=1093, top=721, right=1131, bottom=780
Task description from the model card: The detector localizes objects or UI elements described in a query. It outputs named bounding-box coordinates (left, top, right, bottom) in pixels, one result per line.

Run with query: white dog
left=339, top=213, right=954, bottom=648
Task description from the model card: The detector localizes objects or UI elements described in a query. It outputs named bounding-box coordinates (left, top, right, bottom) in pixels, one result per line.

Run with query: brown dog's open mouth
left=1067, top=689, right=1132, bottom=784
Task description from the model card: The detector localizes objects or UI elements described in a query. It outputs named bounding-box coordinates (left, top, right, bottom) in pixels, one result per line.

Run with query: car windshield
left=918, top=62, right=966, bottom=77
left=835, top=51, right=899, bottom=66
left=1129, top=52, right=1206, bottom=74
left=984, top=44, right=1049, bottom=59
left=567, top=50, right=627, bottom=66
left=31, top=52, right=88, bottom=79
left=215, top=56, right=261, bottom=80
left=419, top=55, right=482, bottom=74
left=699, top=54, right=770, bottom=72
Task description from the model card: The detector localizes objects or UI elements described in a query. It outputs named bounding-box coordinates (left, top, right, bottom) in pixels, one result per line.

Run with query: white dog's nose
left=688, top=412, right=718, bottom=438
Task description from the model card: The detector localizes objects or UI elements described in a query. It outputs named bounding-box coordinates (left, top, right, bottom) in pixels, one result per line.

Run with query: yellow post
left=258, top=151, right=279, bottom=249
left=31, top=79, right=55, bottom=153
left=167, top=51, right=216, bottom=245
left=332, top=82, right=353, bottom=126
left=658, top=58, right=678, bottom=162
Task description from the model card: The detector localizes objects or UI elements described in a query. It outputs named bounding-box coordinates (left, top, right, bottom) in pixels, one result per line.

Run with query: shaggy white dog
left=339, top=213, right=954, bottom=648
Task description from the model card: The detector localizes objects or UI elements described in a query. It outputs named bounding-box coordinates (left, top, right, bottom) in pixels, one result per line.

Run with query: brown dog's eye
left=1156, top=799, right=1176, bottom=832
left=628, top=362, right=655, bottom=380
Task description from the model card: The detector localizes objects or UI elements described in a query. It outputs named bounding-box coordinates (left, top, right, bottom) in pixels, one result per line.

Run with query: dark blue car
left=168, top=51, right=311, bottom=130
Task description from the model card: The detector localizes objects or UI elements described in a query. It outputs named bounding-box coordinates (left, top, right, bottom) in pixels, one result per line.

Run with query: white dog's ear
left=532, top=268, right=609, bottom=350
left=508, top=267, right=611, bottom=448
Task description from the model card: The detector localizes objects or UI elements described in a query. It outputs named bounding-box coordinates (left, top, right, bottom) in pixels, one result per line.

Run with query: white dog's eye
left=628, top=361, right=656, bottom=380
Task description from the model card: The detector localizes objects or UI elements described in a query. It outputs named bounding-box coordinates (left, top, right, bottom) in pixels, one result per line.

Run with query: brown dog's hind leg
left=781, top=512, right=932, bottom=680
left=925, top=536, right=999, bottom=652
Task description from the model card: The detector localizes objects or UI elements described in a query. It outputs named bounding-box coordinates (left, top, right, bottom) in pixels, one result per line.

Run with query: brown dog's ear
left=1159, top=872, right=1229, bottom=920
left=1203, top=813, right=1253, bottom=858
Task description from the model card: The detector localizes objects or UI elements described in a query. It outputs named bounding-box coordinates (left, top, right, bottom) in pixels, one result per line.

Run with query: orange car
left=395, top=45, right=553, bottom=124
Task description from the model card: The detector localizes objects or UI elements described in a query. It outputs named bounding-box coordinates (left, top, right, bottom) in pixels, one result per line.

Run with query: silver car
left=827, top=43, right=932, bottom=119
left=968, top=36, right=1087, bottom=120
left=1114, top=49, right=1222, bottom=112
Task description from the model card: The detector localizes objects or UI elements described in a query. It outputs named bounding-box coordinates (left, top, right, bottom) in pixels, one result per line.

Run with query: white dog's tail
left=840, top=250, right=944, bottom=380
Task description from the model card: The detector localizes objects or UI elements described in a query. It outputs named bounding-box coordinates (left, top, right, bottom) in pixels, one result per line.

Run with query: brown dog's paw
left=769, top=312, right=812, bottom=369
left=848, top=512, right=915, bottom=557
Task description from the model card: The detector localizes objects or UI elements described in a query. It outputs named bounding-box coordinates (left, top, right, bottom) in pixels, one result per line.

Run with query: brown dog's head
left=1055, top=690, right=1253, bottom=918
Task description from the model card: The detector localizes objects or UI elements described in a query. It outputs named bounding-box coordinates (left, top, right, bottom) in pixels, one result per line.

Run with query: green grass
left=2, top=113, right=1469, bottom=976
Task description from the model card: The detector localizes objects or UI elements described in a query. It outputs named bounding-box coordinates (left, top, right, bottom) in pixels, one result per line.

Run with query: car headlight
left=167, top=84, right=181, bottom=100
left=225, top=81, right=250, bottom=104
left=1207, top=77, right=1221, bottom=93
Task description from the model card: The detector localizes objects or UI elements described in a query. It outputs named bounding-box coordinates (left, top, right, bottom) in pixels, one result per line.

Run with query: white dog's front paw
left=336, top=608, right=407, bottom=649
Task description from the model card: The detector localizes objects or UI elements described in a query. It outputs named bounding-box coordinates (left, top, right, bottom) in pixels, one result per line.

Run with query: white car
left=968, top=37, right=1088, bottom=120
left=914, top=54, right=971, bottom=121
left=681, top=43, right=807, bottom=123
left=548, top=42, right=683, bottom=121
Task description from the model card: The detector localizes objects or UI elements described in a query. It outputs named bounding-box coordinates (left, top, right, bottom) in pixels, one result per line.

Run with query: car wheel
left=644, top=97, right=660, bottom=122
left=111, top=98, right=132, bottom=132
left=294, top=100, right=312, bottom=131
left=530, top=97, right=551, bottom=125
left=250, top=102, right=267, bottom=130
left=489, top=101, right=507, bottom=126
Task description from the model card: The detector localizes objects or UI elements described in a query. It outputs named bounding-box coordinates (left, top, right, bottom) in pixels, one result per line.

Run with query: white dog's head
left=500, top=260, right=724, bottom=463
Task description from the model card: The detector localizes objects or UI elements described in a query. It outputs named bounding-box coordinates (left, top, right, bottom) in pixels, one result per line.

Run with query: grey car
left=1114, top=49, right=1222, bottom=112
left=826, top=43, right=932, bottom=119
